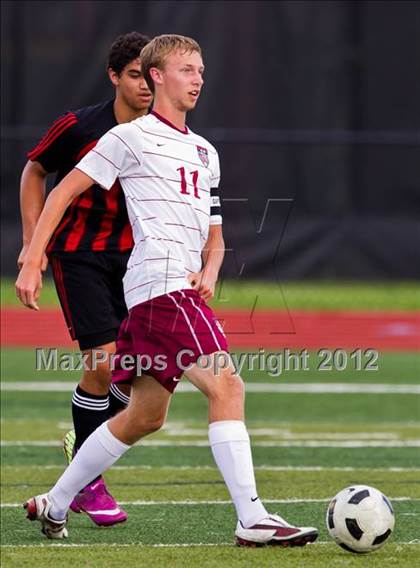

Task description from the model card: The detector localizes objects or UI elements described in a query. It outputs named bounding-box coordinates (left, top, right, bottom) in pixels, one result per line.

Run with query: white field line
left=2, top=418, right=416, bottom=426
left=1, top=543, right=235, bottom=549
left=49, top=423, right=410, bottom=440
left=2, top=381, right=420, bottom=394
left=5, top=419, right=415, bottom=441
left=6, top=420, right=420, bottom=441
left=1, top=542, right=420, bottom=548
left=53, top=420, right=420, bottom=430
left=2, top=440, right=420, bottom=448
left=163, top=429, right=403, bottom=439
left=2, top=497, right=418, bottom=509
left=3, top=464, right=420, bottom=472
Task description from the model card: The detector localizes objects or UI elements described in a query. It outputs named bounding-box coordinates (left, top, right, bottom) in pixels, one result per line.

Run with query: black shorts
left=49, top=251, right=130, bottom=351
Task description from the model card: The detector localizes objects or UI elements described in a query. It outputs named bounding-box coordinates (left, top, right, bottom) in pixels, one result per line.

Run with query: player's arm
left=189, top=224, right=225, bottom=301
left=15, top=169, right=95, bottom=310
left=18, top=111, right=78, bottom=270
left=17, top=160, right=49, bottom=271
left=16, top=124, right=132, bottom=310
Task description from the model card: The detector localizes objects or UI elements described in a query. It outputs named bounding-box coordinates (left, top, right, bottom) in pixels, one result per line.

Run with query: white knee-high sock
left=209, top=420, right=268, bottom=528
left=49, top=421, right=130, bottom=519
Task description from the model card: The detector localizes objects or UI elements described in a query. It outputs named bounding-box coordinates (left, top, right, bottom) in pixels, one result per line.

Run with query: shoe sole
left=84, top=513, right=128, bottom=527
left=236, top=530, right=318, bottom=548
left=70, top=503, right=128, bottom=524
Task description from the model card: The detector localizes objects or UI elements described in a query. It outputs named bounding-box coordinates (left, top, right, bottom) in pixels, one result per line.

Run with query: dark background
left=1, top=0, right=419, bottom=278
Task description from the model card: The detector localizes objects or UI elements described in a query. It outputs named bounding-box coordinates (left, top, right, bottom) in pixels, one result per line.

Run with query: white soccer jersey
left=76, top=111, right=222, bottom=310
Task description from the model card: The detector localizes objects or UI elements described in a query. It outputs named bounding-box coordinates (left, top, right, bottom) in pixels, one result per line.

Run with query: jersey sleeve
left=75, top=125, right=141, bottom=190
left=209, top=151, right=222, bottom=225
left=27, top=112, right=78, bottom=173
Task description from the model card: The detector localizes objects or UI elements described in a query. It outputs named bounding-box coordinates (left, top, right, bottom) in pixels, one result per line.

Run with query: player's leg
left=50, top=252, right=129, bottom=444
left=50, top=252, right=130, bottom=524
left=63, top=341, right=129, bottom=503
left=26, top=374, right=171, bottom=535
left=66, top=340, right=132, bottom=525
left=108, top=374, right=171, bottom=444
left=73, top=343, right=132, bottom=447
left=185, top=357, right=267, bottom=522
left=185, top=355, right=318, bottom=546
left=72, top=340, right=115, bottom=449
left=73, top=250, right=134, bottom=430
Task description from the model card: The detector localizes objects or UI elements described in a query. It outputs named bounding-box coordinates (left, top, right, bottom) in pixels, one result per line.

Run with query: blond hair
left=141, top=34, right=202, bottom=93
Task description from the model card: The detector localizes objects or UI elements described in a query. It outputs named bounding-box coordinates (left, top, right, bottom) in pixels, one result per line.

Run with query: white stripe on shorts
left=180, top=291, right=221, bottom=351
left=110, top=383, right=130, bottom=405
left=167, top=293, right=203, bottom=355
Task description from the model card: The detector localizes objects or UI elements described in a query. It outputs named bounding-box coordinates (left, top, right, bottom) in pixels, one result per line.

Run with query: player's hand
left=18, top=245, right=48, bottom=272
left=15, top=262, right=43, bottom=310
left=188, top=270, right=217, bottom=301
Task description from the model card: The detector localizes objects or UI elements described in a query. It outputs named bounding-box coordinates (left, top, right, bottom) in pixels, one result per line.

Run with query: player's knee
left=227, top=373, right=245, bottom=401
left=130, top=412, right=166, bottom=436
left=82, top=364, right=112, bottom=392
left=209, top=370, right=244, bottom=402
left=145, top=416, right=165, bottom=434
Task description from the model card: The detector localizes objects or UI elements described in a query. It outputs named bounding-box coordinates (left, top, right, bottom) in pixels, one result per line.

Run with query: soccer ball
left=326, top=485, right=395, bottom=553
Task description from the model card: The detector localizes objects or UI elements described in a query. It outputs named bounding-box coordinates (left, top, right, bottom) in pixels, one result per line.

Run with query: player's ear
left=149, top=67, right=163, bottom=86
left=108, top=68, right=120, bottom=87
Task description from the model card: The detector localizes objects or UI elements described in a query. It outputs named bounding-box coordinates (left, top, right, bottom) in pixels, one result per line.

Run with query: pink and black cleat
left=63, top=430, right=126, bottom=526
left=235, top=514, right=318, bottom=547
left=70, top=478, right=127, bottom=527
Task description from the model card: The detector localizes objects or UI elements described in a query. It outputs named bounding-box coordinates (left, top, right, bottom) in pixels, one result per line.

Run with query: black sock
left=72, top=385, right=110, bottom=450
left=108, top=383, right=130, bottom=417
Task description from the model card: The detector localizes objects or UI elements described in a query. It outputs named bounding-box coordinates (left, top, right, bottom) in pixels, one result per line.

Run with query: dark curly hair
left=107, top=32, right=150, bottom=75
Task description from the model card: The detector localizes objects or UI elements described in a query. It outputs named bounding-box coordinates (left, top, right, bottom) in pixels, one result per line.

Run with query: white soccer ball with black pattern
left=326, top=485, right=395, bottom=553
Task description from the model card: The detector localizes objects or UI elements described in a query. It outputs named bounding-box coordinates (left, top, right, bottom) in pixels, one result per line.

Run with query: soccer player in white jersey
left=16, top=35, right=318, bottom=546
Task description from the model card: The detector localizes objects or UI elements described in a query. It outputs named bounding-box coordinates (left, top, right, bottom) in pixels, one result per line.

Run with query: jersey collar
left=151, top=110, right=189, bottom=135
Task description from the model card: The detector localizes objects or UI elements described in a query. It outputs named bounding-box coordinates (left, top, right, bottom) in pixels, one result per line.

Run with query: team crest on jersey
left=196, top=145, right=209, bottom=167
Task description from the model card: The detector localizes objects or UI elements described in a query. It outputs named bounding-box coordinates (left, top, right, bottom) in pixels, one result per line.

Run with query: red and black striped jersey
left=27, top=99, right=133, bottom=254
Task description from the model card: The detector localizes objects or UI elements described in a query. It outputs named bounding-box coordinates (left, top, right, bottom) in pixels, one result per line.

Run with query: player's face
left=111, top=57, right=153, bottom=112
left=159, top=50, right=204, bottom=111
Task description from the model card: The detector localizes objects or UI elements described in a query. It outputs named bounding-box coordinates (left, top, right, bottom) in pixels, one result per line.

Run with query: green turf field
left=1, top=345, right=419, bottom=567
left=2, top=280, right=419, bottom=565
left=3, top=278, right=420, bottom=309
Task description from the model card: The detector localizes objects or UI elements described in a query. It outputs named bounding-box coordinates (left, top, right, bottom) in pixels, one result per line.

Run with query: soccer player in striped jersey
left=17, top=34, right=318, bottom=546
left=17, top=32, right=152, bottom=527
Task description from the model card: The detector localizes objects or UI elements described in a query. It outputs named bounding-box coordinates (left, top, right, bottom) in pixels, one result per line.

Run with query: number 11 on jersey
left=177, top=167, right=200, bottom=199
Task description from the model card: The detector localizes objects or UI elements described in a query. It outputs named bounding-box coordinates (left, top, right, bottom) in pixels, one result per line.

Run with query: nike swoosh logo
left=251, top=496, right=259, bottom=502
left=173, top=377, right=181, bottom=382
left=157, top=143, right=165, bottom=147
left=87, top=508, right=121, bottom=516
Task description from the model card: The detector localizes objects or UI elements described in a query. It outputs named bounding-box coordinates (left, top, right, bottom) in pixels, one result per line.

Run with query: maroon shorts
left=111, top=289, right=228, bottom=393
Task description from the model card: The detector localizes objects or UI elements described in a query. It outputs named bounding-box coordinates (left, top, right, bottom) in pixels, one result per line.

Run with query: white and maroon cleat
left=24, top=494, right=68, bottom=539
left=235, top=514, right=318, bottom=547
